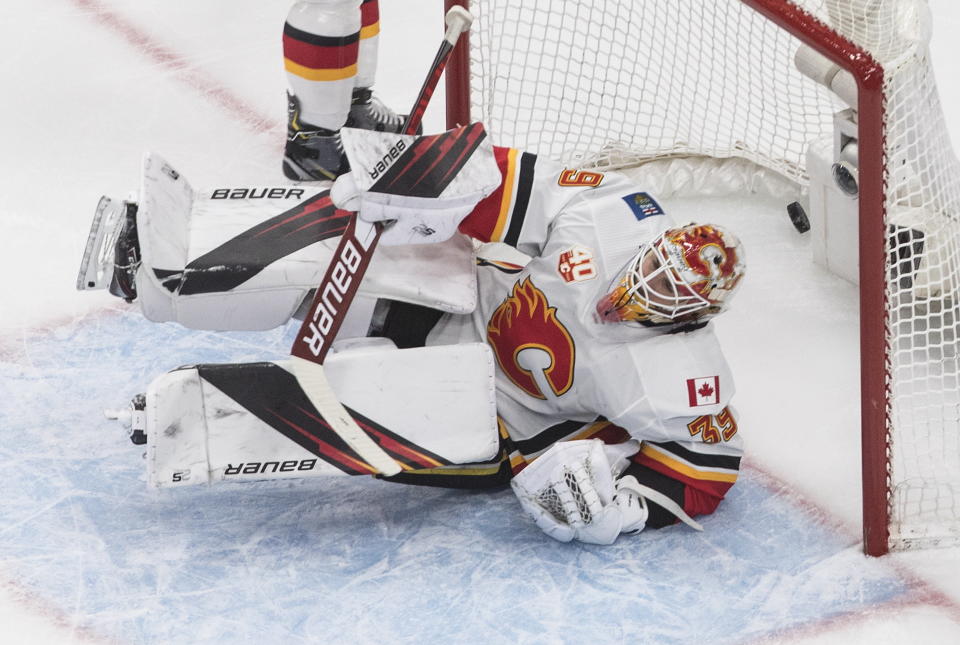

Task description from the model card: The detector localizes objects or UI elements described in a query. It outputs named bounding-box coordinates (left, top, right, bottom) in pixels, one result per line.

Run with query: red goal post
left=443, top=0, right=960, bottom=556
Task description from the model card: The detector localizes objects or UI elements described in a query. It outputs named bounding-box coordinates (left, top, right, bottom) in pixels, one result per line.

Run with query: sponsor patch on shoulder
left=687, top=376, right=720, bottom=407
left=623, top=192, right=665, bottom=221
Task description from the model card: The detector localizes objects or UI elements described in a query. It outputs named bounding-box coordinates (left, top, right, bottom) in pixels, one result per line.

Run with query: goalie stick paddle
left=290, top=5, right=474, bottom=477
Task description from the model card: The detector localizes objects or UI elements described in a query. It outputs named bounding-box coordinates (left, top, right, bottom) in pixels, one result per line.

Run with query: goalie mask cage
left=443, top=0, right=960, bottom=556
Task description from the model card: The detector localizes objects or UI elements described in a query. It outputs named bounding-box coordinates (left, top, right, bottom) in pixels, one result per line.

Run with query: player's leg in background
left=345, top=0, right=406, bottom=134
left=283, top=0, right=405, bottom=182
left=283, top=0, right=361, bottom=181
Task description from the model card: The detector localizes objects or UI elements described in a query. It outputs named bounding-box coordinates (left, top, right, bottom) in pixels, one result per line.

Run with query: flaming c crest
left=486, top=278, right=576, bottom=400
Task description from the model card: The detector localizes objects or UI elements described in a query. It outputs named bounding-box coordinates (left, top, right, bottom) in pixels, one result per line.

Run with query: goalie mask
left=596, top=224, right=745, bottom=325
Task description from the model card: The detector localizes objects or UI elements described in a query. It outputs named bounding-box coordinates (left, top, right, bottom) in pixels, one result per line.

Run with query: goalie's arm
left=334, top=139, right=592, bottom=256
left=456, top=147, right=598, bottom=257
left=620, top=409, right=744, bottom=529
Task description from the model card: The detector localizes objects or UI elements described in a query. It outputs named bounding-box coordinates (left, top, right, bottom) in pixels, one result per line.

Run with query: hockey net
left=444, top=0, right=960, bottom=555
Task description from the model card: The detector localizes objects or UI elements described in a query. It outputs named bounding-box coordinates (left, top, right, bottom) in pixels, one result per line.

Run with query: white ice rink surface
left=1, top=0, right=960, bottom=643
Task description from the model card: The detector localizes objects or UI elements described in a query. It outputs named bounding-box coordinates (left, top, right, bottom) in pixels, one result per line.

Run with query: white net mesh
left=465, top=0, right=841, bottom=177
left=463, top=0, right=960, bottom=550
left=812, top=0, right=960, bottom=550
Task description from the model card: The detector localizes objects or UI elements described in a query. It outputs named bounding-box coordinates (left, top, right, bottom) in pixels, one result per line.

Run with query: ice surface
left=0, top=310, right=918, bottom=644
left=1, top=0, right=960, bottom=643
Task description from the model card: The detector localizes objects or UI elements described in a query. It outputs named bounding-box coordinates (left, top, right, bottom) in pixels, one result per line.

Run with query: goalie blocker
left=128, top=339, right=499, bottom=488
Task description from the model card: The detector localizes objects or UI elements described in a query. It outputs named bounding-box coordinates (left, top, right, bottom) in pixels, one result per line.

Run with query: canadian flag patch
left=687, top=376, right=720, bottom=407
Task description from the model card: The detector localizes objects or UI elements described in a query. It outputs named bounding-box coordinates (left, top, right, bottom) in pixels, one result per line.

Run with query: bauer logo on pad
left=687, top=376, right=720, bottom=407
left=623, top=192, right=665, bottom=221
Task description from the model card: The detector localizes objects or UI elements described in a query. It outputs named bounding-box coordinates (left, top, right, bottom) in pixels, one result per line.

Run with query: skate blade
left=76, top=196, right=126, bottom=291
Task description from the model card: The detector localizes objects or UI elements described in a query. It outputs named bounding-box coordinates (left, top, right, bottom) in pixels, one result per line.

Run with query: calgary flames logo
left=487, top=279, right=576, bottom=400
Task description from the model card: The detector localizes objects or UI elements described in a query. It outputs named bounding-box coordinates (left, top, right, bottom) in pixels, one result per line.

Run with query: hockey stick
left=290, top=6, right=474, bottom=477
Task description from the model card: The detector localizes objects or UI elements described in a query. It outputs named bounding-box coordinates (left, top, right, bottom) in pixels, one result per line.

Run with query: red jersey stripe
left=283, top=35, right=359, bottom=71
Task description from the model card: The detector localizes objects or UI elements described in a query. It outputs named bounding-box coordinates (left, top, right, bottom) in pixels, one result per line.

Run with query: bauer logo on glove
left=330, top=124, right=502, bottom=246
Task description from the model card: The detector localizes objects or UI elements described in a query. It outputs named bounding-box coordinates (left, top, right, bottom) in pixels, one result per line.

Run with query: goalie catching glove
left=511, top=439, right=707, bottom=544
left=510, top=440, right=650, bottom=545
left=330, top=124, right=501, bottom=246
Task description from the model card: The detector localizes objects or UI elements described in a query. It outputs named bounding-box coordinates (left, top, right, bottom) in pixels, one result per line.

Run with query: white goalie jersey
left=93, top=137, right=742, bottom=529
left=430, top=147, right=743, bottom=523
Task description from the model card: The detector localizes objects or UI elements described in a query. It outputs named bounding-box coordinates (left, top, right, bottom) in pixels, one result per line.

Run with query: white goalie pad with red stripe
left=144, top=340, right=499, bottom=488
left=133, top=152, right=478, bottom=331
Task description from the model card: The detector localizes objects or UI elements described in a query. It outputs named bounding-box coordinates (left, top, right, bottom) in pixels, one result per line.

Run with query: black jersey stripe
left=513, top=416, right=605, bottom=456
left=475, top=258, right=524, bottom=274
left=647, top=440, right=742, bottom=471
left=621, top=461, right=688, bottom=529
left=283, top=22, right=360, bottom=48
left=503, top=152, right=536, bottom=247
left=380, top=452, right=513, bottom=490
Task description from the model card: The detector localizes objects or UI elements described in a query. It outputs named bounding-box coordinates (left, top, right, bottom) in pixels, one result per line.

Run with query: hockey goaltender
left=78, top=124, right=746, bottom=546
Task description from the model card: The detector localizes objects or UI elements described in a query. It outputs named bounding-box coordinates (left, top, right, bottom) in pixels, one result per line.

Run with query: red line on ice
left=4, top=5, right=958, bottom=642
left=0, top=4, right=282, bottom=640
left=737, top=461, right=960, bottom=643
left=0, top=307, right=120, bottom=362
left=737, top=595, right=959, bottom=645
left=70, top=0, right=277, bottom=136
left=0, top=571, right=112, bottom=644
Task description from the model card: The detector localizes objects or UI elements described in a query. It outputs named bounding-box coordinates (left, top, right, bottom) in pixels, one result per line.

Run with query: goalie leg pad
left=129, top=152, right=478, bottom=331
left=144, top=342, right=498, bottom=488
